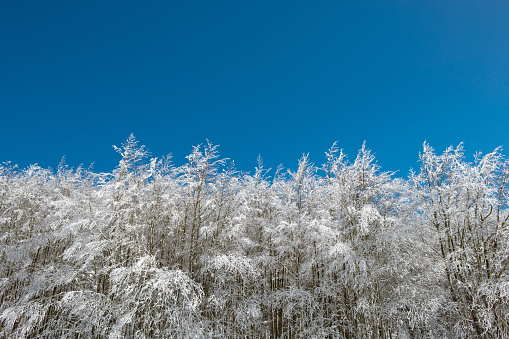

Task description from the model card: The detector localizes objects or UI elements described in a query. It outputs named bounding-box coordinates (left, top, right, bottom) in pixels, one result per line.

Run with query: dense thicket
left=1, top=135, right=508, bottom=338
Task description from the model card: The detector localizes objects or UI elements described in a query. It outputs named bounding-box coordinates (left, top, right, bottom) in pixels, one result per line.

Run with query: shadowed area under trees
left=0, top=135, right=508, bottom=338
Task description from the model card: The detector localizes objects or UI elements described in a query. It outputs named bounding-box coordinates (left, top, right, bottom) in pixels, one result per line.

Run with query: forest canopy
left=1, top=135, right=508, bottom=338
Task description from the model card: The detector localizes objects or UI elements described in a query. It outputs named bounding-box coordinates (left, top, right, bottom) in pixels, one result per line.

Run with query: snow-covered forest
left=1, top=135, right=508, bottom=338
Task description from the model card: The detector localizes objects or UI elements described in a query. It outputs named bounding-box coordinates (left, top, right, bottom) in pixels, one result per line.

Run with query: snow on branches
left=0, top=136, right=508, bottom=338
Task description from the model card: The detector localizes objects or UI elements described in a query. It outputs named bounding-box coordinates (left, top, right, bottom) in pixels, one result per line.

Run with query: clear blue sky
left=1, top=1, right=508, bottom=175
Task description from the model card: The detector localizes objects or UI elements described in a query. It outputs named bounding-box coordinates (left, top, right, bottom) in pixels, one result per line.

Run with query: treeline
left=0, top=135, right=508, bottom=338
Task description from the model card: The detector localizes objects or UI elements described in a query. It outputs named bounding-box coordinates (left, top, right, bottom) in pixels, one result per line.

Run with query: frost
left=0, top=137, right=508, bottom=338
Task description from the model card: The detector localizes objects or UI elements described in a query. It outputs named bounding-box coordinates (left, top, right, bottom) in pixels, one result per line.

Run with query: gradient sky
left=1, top=1, right=508, bottom=176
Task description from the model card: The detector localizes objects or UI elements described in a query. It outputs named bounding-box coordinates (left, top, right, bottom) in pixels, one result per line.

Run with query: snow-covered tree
left=1, top=136, right=508, bottom=338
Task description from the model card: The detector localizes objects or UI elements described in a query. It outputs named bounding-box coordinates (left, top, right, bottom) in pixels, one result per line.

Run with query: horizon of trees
left=0, top=135, right=508, bottom=338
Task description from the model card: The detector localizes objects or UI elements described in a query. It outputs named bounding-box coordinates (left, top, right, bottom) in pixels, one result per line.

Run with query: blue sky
left=1, top=1, right=508, bottom=176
